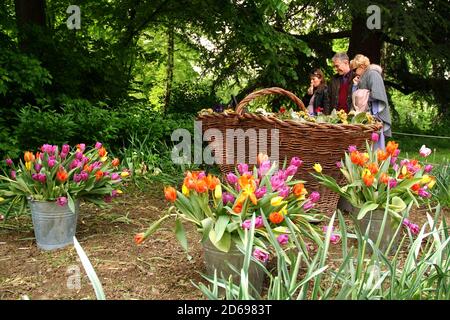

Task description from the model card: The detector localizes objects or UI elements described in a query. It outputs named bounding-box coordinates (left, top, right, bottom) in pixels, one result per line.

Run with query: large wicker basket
left=197, top=87, right=382, bottom=215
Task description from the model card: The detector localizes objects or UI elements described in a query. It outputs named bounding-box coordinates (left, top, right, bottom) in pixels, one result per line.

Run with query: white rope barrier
left=392, top=132, right=450, bottom=140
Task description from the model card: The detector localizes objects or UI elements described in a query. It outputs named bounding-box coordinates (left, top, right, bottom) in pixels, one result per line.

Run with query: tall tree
left=14, top=0, right=46, bottom=51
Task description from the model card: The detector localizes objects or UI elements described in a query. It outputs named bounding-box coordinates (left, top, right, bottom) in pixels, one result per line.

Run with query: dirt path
left=0, top=185, right=448, bottom=300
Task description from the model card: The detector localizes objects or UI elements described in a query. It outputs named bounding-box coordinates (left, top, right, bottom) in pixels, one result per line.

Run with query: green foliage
left=432, top=162, right=450, bottom=207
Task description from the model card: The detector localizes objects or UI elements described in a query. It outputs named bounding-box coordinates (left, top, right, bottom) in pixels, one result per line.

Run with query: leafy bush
left=433, top=161, right=450, bottom=207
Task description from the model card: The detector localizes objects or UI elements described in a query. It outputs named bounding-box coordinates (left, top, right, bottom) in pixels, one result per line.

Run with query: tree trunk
left=163, top=25, right=174, bottom=113
left=348, top=15, right=383, bottom=64
left=14, top=0, right=46, bottom=51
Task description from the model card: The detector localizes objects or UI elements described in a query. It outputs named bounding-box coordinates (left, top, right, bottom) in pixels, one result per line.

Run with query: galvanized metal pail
left=29, top=199, right=80, bottom=250
left=352, top=209, right=401, bottom=254
left=202, top=239, right=266, bottom=295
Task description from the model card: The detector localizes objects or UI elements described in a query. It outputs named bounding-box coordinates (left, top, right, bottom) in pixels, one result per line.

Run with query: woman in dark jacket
left=302, top=69, right=330, bottom=115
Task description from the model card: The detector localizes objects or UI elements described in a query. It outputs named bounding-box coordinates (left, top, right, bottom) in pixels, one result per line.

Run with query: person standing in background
left=328, top=52, right=355, bottom=113
left=350, top=54, right=392, bottom=149
left=302, top=69, right=330, bottom=115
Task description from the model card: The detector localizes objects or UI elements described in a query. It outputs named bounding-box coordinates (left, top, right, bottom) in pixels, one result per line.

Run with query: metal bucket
left=29, top=199, right=80, bottom=250
left=202, top=239, right=266, bottom=295
left=352, top=209, right=401, bottom=254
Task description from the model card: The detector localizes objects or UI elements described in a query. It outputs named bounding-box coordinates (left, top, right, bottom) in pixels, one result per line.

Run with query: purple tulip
left=32, top=173, right=39, bottom=181
left=348, top=145, right=357, bottom=153
left=48, top=157, right=56, bottom=168
left=258, top=160, right=271, bottom=177
left=309, top=191, right=320, bottom=203
left=393, top=149, right=400, bottom=157
left=10, top=170, right=16, bottom=180
left=400, top=159, right=409, bottom=167
left=104, top=195, right=113, bottom=203
left=62, top=144, right=70, bottom=154
left=424, top=164, right=433, bottom=173
left=222, top=192, right=235, bottom=205
left=278, top=185, right=290, bottom=198
left=241, top=216, right=263, bottom=230
left=255, top=186, right=267, bottom=199
left=111, top=173, right=120, bottom=180
left=303, top=201, right=314, bottom=211
left=290, top=157, right=303, bottom=168
left=5, top=159, right=13, bottom=166
left=92, top=161, right=103, bottom=170
left=70, top=160, right=80, bottom=170
left=409, top=223, right=420, bottom=235
left=56, top=197, right=67, bottom=207
left=418, top=188, right=431, bottom=198
left=277, top=234, right=289, bottom=245
left=95, top=142, right=102, bottom=149
left=34, top=163, right=42, bottom=172
left=392, top=163, right=399, bottom=171
left=60, top=152, right=68, bottom=159
left=371, top=132, right=379, bottom=142
left=37, top=173, right=46, bottom=183
left=390, top=157, right=397, bottom=165
left=75, top=152, right=83, bottom=160
left=388, top=179, right=398, bottom=189
left=237, top=163, right=249, bottom=175
left=80, top=171, right=89, bottom=181
left=285, top=165, right=298, bottom=177
left=252, top=249, right=269, bottom=263
left=73, top=174, right=82, bottom=183
left=226, top=172, right=238, bottom=185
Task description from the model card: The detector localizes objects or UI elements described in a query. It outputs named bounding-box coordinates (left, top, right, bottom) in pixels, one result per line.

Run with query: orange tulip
left=367, top=163, right=379, bottom=175
left=98, top=147, right=107, bottom=158
left=363, top=175, right=375, bottom=187
left=380, top=173, right=389, bottom=184
left=411, top=183, right=420, bottom=193
left=84, top=164, right=93, bottom=173
left=293, top=183, right=307, bottom=197
left=194, top=179, right=208, bottom=193
left=112, top=158, right=120, bottom=167
left=164, top=186, right=177, bottom=202
left=56, top=167, right=68, bottom=183
left=24, top=151, right=35, bottom=163
left=386, top=141, right=398, bottom=156
left=205, top=174, right=220, bottom=190
left=377, top=150, right=389, bottom=162
left=95, top=170, right=104, bottom=181
left=134, top=233, right=145, bottom=245
left=232, top=202, right=243, bottom=214
left=269, top=212, right=284, bottom=224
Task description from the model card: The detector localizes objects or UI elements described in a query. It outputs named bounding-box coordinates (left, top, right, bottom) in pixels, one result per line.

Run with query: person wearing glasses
left=350, top=54, right=392, bottom=149
left=302, top=68, right=330, bottom=115
left=328, top=52, right=355, bottom=114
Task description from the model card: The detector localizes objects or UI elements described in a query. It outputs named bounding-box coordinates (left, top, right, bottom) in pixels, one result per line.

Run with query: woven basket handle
left=235, top=87, right=307, bottom=115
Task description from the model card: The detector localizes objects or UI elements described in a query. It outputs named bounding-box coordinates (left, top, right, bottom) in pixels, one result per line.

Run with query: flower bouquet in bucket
left=312, top=134, right=435, bottom=252
left=0, top=143, right=130, bottom=249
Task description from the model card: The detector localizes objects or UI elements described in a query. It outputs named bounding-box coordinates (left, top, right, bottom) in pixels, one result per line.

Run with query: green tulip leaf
left=357, top=202, right=379, bottom=220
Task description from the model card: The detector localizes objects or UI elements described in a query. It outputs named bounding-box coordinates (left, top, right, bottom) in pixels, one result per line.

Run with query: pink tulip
left=348, top=145, right=357, bottom=153
left=419, top=145, right=431, bottom=157
left=402, top=218, right=411, bottom=227
left=222, top=192, right=235, bottom=205
left=226, top=172, right=238, bottom=184
left=5, top=159, right=13, bottom=166
left=95, top=142, right=102, bottom=149
left=309, top=191, right=320, bottom=203
left=80, top=171, right=89, bottom=181
left=241, top=216, right=263, bottom=230
left=279, top=185, right=290, bottom=198
left=56, top=197, right=67, bottom=207
left=34, top=163, right=42, bottom=172
left=290, top=157, right=303, bottom=167
left=237, top=163, right=249, bottom=175
left=409, top=223, right=420, bottom=235
left=258, top=160, right=271, bottom=177
left=255, top=186, right=267, bottom=199
left=388, top=179, right=398, bottom=189
left=75, top=152, right=83, bottom=160
left=322, top=226, right=335, bottom=233
left=10, top=170, right=16, bottom=180
left=418, top=188, right=431, bottom=198
left=285, top=165, right=298, bottom=177
left=277, top=234, right=289, bottom=245
left=197, top=171, right=206, bottom=180
left=111, top=173, right=120, bottom=180
left=252, top=249, right=269, bottom=263
left=37, top=173, right=46, bottom=183
left=62, top=144, right=70, bottom=154
left=104, top=195, right=113, bottom=203
left=393, top=149, right=400, bottom=157
left=371, top=132, right=379, bottom=142
left=303, top=201, right=314, bottom=211
left=330, top=234, right=341, bottom=244
left=424, top=164, right=433, bottom=173
left=336, top=161, right=343, bottom=168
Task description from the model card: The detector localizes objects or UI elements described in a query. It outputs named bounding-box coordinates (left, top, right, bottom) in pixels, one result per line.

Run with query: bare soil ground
left=0, top=185, right=448, bottom=300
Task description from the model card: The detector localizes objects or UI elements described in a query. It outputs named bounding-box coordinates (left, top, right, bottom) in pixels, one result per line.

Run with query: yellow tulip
left=401, top=166, right=407, bottom=175
left=421, top=175, right=431, bottom=184
left=182, top=184, right=189, bottom=196
left=0, top=197, right=4, bottom=203
left=120, top=171, right=130, bottom=178
left=115, top=189, right=123, bottom=194
left=313, top=163, right=322, bottom=173
left=25, top=161, right=32, bottom=171
left=427, top=177, right=436, bottom=189
left=280, top=205, right=288, bottom=216
left=214, top=184, right=222, bottom=199
left=271, top=196, right=283, bottom=207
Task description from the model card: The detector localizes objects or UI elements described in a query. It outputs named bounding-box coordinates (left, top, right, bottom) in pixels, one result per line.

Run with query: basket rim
left=196, top=112, right=383, bottom=130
